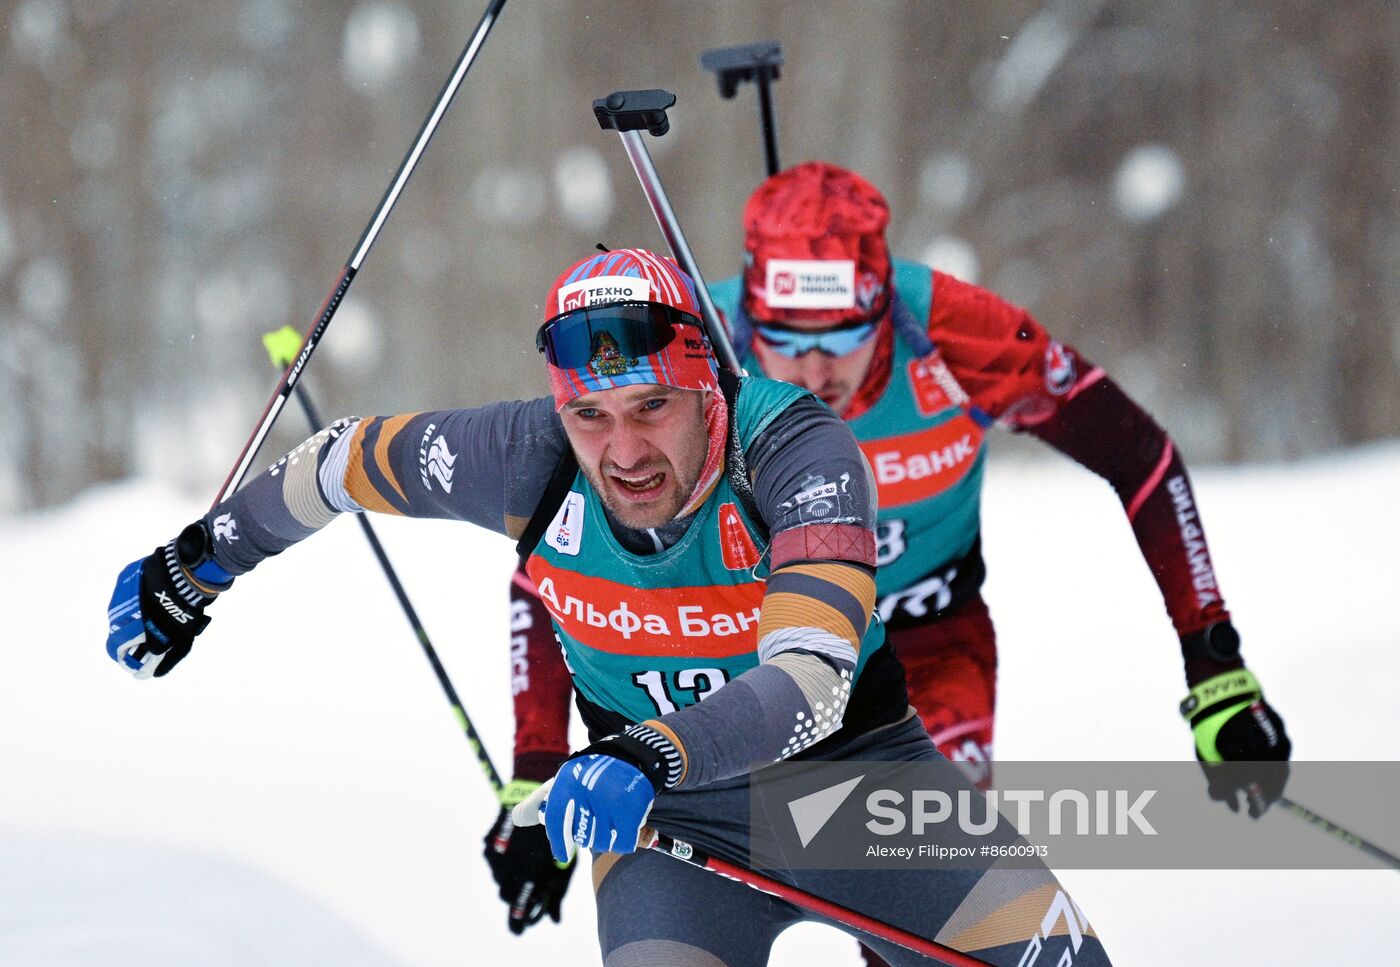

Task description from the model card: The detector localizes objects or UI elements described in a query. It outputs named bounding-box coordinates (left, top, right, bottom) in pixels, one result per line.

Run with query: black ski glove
left=106, top=521, right=232, bottom=678
left=483, top=781, right=576, bottom=934
left=1179, top=623, right=1291, bottom=818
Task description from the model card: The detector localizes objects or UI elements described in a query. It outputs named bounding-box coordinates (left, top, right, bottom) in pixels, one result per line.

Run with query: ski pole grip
left=593, top=90, right=675, bottom=137
left=511, top=778, right=552, bottom=827
left=699, top=41, right=783, bottom=99
left=263, top=325, right=304, bottom=369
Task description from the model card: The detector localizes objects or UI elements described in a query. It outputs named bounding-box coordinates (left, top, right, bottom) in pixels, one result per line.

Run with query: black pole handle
left=699, top=41, right=783, bottom=96
left=593, top=89, right=676, bottom=136
left=593, top=91, right=745, bottom=375
left=700, top=41, right=783, bottom=175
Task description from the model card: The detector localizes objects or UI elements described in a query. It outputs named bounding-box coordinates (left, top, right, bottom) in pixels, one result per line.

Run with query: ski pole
left=644, top=830, right=993, bottom=966
left=213, top=0, right=508, bottom=510
left=1278, top=796, right=1400, bottom=871
left=261, top=326, right=505, bottom=797
left=592, top=89, right=745, bottom=376
left=700, top=41, right=784, bottom=177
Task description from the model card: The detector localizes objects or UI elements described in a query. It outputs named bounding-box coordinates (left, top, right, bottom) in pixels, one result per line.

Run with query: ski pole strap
left=1179, top=668, right=1262, bottom=763
left=515, top=447, right=581, bottom=565
left=717, top=370, right=763, bottom=542
left=1180, top=667, right=1261, bottom=722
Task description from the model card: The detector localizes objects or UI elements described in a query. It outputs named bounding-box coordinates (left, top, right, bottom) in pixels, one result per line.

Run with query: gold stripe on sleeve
left=780, top=561, right=876, bottom=617
left=343, top=420, right=403, bottom=515
left=756, top=592, right=860, bottom=650
left=371, top=413, right=417, bottom=504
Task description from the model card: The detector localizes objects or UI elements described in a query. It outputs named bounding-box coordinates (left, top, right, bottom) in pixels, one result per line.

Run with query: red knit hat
left=742, top=161, right=892, bottom=325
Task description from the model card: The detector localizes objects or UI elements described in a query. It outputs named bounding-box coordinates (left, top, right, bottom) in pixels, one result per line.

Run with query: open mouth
left=609, top=470, right=666, bottom=500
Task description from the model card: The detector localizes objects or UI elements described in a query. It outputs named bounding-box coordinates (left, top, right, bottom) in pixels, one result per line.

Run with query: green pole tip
left=263, top=325, right=304, bottom=368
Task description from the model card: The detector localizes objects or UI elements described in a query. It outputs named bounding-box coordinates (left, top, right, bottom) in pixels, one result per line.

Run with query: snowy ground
left=3, top=443, right=1398, bottom=966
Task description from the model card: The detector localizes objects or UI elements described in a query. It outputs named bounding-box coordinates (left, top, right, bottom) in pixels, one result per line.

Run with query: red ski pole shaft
left=646, top=832, right=992, bottom=966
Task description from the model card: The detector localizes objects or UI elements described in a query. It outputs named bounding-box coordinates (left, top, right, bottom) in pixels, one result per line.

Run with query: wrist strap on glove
left=171, top=521, right=234, bottom=601
left=1179, top=668, right=1262, bottom=762
left=578, top=722, right=684, bottom=794
left=1180, top=620, right=1242, bottom=663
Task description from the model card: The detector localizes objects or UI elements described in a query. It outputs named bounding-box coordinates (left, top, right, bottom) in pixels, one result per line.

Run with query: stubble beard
left=582, top=460, right=697, bottom=532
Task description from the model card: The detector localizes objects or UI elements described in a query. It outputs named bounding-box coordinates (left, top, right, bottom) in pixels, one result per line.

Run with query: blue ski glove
left=513, top=732, right=673, bottom=863
left=107, top=521, right=232, bottom=678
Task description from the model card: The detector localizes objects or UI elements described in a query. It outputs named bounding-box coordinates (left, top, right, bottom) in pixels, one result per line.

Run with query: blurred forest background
left=3, top=0, right=1398, bottom=512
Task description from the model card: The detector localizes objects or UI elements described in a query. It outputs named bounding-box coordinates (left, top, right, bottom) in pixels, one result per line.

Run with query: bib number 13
left=632, top=668, right=730, bottom=715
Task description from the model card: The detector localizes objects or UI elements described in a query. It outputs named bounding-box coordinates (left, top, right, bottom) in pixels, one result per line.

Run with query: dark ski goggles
left=753, top=317, right=880, bottom=358
left=536, top=301, right=701, bottom=368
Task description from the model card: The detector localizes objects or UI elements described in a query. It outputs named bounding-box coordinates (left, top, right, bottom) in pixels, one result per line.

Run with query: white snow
left=11, top=0, right=67, bottom=68
left=0, top=205, right=14, bottom=277
left=1271, top=213, right=1334, bottom=315
left=17, top=257, right=71, bottom=326
left=1113, top=145, right=1185, bottom=223
left=237, top=0, right=295, bottom=53
left=554, top=148, right=615, bottom=234
left=918, top=154, right=980, bottom=216
left=989, top=258, right=1047, bottom=309
left=321, top=298, right=384, bottom=371
left=920, top=237, right=981, bottom=285
left=68, top=117, right=120, bottom=171
left=0, top=832, right=405, bottom=967
left=470, top=166, right=547, bottom=227
left=3, top=443, right=1398, bottom=965
left=341, top=3, right=422, bottom=94
left=193, top=271, right=254, bottom=335
left=981, top=1, right=1106, bottom=117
